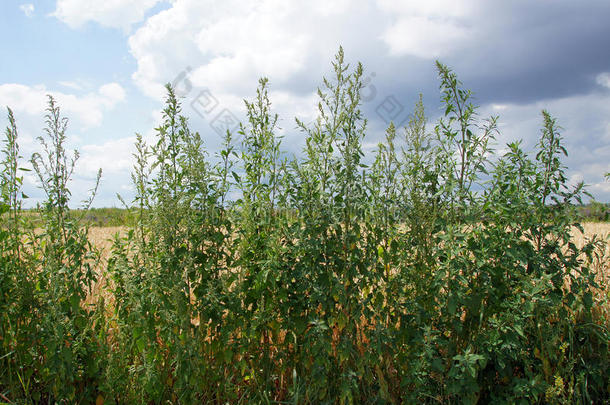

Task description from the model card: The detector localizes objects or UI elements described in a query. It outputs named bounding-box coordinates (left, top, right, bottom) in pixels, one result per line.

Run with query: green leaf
left=583, top=291, right=593, bottom=310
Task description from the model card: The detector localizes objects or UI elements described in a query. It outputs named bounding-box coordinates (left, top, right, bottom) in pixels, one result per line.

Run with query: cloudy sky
left=1, top=0, right=609, bottom=206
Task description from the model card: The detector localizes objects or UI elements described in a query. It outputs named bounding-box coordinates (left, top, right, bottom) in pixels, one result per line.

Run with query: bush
left=1, top=48, right=608, bottom=404
left=1, top=98, right=104, bottom=403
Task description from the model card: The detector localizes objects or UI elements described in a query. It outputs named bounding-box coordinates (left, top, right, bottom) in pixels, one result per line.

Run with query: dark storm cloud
left=276, top=0, right=610, bottom=137
left=440, top=0, right=610, bottom=104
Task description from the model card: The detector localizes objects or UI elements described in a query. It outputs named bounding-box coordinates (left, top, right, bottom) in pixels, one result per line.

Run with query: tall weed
left=1, top=49, right=608, bottom=404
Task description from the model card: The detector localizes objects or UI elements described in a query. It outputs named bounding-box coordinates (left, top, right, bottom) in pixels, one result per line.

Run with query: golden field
left=572, top=223, right=610, bottom=311
left=88, top=226, right=128, bottom=262
left=84, top=222, right=610, bottom=323
left=86, top=222, right=610, bottom=280
left=571, top=222, right=610, bottom=248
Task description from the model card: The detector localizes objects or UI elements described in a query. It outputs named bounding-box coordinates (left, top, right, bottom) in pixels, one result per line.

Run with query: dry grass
left=88, top=226, right=128, bottom=263
left=570, top=223, right=610, bottom=323
left=571, top=222, right=610, bottom=245
left=571, top=222, right=610, bottom=280
left=86, top=226, right=128, bottom=307
left=86, top=222, right=610, bottom=275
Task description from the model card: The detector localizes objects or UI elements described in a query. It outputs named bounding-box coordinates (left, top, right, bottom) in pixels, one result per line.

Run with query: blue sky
left=1, top=0, right=610, bottom=206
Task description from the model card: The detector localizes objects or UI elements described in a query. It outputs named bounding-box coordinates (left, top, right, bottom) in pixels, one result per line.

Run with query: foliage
left=1, top=49, right=609, bottom=404
left=574, top=202, right=610, bottom=222
left=1, top=99, right=104, bottom=403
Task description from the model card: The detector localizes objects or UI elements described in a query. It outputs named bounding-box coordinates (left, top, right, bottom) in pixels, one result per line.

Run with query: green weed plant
left=1, top=49, right=608, bottom=404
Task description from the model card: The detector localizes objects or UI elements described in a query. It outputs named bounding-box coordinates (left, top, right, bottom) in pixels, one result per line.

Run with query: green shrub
left=1, top=48, right=608, bottom=404
left=1, top=98, right=105, bottom=403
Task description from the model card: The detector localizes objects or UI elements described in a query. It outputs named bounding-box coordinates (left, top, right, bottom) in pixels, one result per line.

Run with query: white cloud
left=478, top=91, right=610, bottom=201
left=126, top=0, right=483, bottom=107
left=269, top=90, right=318, bottom=124
left=79, top=136, right=136, bottom=177
left=53, top=0, right=163, bottom=31
left=125, top=0, right=387, bottom=165
left=99, top=83, right=127, bottom=105
left=596, top=72, right=610, bottom=89
left=44, top=0, right=610, bottom=204
left=377, top=0, right=476, bottom=58
left=58, top=80, right=84, bottom=91
left=491, top=104, right=508, bottom=111
left=20, top=4, right=34, bottom=17
left=590, top=181, right=610, bottom=195
left=57, top=79, right=97, bottom=92
left=128, top=0, right=320, bottom=100
left=0, top=82, right=126, bottom=128
left=380, top=16, right=471, bottom=58
left=376, top=0, right=473, bottom=18
left=310, top=0, right=351, bottom=16
left=569, top=173, right=584, bottom=187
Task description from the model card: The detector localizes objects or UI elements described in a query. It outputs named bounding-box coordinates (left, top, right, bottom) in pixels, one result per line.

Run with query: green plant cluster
left=1, top=49, right=609, bottom=404
left=2, top=208, right=135, bottom=229
left=1, top=98, right=103, bottom=403
left=75, top=208, right=135, bottom=228
left=573, top=202, right=610, bottom=222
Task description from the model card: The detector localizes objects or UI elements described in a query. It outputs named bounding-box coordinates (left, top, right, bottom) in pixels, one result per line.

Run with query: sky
left=1, top=0, right=609, bottom=207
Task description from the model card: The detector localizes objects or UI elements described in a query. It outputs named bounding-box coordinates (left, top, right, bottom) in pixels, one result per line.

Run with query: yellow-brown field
left=86, top=226, right=127, bottom=306
left=86, top=222, right=610, bottom=284
left=572, top=223, right=610, bottom=279
left=88, top=226, right=128, bottom=262
left=571, top=223, right=610, bottom=316
left=87, top=222, right=610, bottom=329
left=571, top=222, right=610, bottom=246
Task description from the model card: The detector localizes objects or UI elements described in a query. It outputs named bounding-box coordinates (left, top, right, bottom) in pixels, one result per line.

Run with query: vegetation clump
left=1, top=49, right=608, bottom=403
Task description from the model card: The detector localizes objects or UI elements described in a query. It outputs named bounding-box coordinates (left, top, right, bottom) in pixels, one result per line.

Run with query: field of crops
left=2, top=50, right=609, bottom=404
